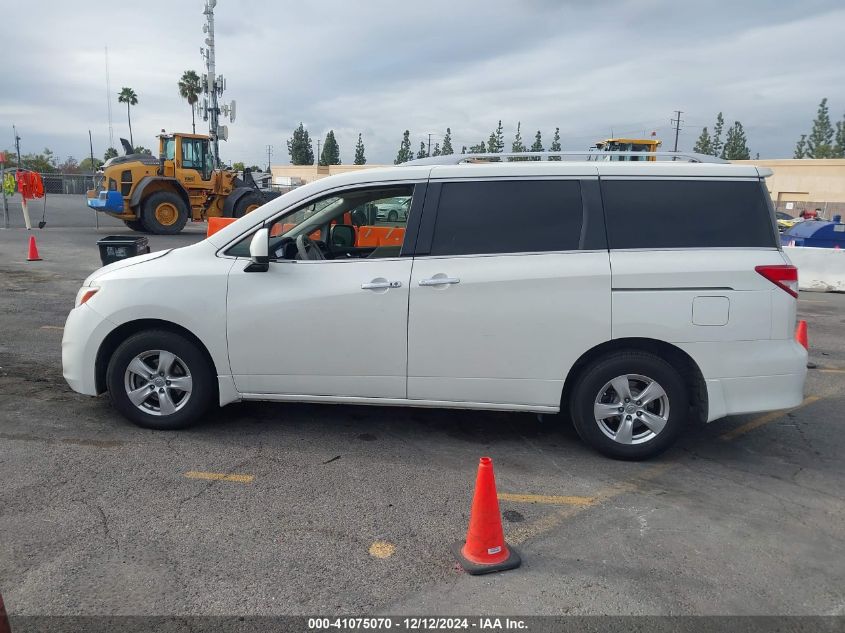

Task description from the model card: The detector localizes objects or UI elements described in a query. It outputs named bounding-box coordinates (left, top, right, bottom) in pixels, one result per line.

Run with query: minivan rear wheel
left=569, top=351, right=687, bottom=460
left=106, top=330, right=214, bottom=430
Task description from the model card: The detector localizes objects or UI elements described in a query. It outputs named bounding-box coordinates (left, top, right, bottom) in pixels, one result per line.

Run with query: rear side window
left=430, top=180, right=583, bottom=256
left=600, top=179, right=776, bottom=249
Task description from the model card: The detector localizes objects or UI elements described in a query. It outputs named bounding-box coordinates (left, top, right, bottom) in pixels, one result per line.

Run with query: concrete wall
left=270, top=164, right=389, bottom=185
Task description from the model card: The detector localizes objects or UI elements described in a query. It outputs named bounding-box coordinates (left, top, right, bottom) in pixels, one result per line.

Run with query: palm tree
left=118, top=87, right=138, bottom=147
left=178, top=70, right=202, bottom=134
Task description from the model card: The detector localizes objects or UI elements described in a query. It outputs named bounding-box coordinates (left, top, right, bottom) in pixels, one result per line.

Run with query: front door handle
left=361, top=280, right=402, bottom=290
left=419, top=276, right=460, bottom=287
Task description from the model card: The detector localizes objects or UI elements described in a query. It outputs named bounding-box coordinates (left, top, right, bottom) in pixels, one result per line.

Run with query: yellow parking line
left=506, top=462, right=674, bottom=546
left=498, top=493, right=597, bottom=506
left=184, top=471, right=254, bottom=483
left=719, top=395, right=822, bottom=441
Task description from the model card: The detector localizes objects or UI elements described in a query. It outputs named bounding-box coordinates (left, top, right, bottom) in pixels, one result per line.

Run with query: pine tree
left=394, top=130, right=412, bottom=164
left=549, top=127, right=561, bottom=160
left=806, top=98, right=835, bottom=158
left=834, top=118, right=845, bottom=158
left=693, top=127, right=712, bottom=155
left=530, top=130, right=544, bottom=161
left=416, top=141, right=427, bottom=159
left=711, top=112, right=725, bottom=157
left=794, top=134, right=808, bottom=159
left=432, top=143, right=441, bottom=157
left=287, top=122, right=314, bottom=165
left=353, top=133, right=366, bottom=165
left=461, top=146, right=467, bottom=154
left=441, top=128, right=454, bottom=155
left=721, top=121, right=750, bottom=160
left=319, top=130, right=341, bottom=166
left=511, top=122, right=526, bottom=152
left=487, top=120, right=504, bottom=153
left=468, top=140, right=487, bottom=153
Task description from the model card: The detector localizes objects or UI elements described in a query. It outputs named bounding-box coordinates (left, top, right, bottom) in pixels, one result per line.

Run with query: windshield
left=162, top=137, right=175, bottom=160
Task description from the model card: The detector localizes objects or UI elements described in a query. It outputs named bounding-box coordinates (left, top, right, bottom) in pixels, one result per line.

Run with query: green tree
left=287, top=123, right=314, bottom=165
left=487, top=120, right=504, bottom=153
left=511, top=121, right=526, bottom=159
left=693, top=127, right=712, bottom=155
left=416, top=141, right=427, bottom=159
left=58, top=156, right=80, bottom=173
left=468, top=140, right=487, bottom=153
left=794, top=134, right=808, bottom=159
left=721, top=121, right=750, bottom=160
left=394, top=130, right=412, bottom=164
left=711, top=112, right=725, bottom=157
left=79, top=157, right=103, bottom=172
left=353, top=133, right=366, bottom=165
left=118, top=87, right=138, bottom=147
left=549, top=127, right=561, bottom=160
left=13, top=148, right=57, bottom=172
left=133, top=146, right=153, bottom=155
left=178, top=70, right=202, bottom=134
left=432, top=143, right=441, bottom=157
left=319, top=130, right=341, bottom=166
left=441, top=128, right=454, bottom=155
left=232, top=161, right=245, bottom=172
left=834, top=118, right=845, bottom=158
left=806, top=98, right=835, bottom=158
left=529, top=130, right=544, bottom=161
left=104, top=147, right=118, bottom=161
left=461, top=146, right=467, bottom=154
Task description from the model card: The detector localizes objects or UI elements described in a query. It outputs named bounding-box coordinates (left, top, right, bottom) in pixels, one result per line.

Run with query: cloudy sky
left=2, top=0, right=845, bottom=167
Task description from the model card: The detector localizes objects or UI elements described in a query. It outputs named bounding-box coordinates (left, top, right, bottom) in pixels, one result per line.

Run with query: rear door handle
left=361, top=280, right=402, bottom=290
left=419, top=276, right=460, bottom=286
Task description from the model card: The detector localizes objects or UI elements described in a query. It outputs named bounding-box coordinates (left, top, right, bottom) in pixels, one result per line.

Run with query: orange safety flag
left=15, top=170, right=45, bottom=200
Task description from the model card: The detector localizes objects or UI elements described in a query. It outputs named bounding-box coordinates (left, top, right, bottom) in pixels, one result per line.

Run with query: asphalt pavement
left=0, top=195, right=843, bottom=619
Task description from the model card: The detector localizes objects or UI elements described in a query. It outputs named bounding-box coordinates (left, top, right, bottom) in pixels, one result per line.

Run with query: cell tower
left=200, top=0, right=236, bottom=167
left=105, top=46, right=114, bottom=150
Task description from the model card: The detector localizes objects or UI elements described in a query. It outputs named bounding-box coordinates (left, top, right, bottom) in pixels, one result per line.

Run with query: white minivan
left=62, top=153, right=807, bottom=459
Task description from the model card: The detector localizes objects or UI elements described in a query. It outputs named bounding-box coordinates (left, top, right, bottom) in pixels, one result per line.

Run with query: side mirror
left=329, top=224, right=355, bottom=248
left=244, top=227, right=270, bottom=272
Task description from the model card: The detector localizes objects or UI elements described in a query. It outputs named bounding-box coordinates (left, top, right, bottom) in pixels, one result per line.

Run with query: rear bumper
left=677, top=339, right=807, bottom=422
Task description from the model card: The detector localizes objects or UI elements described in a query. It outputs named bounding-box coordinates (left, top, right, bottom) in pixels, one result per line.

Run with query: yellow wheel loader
left=87, top=133, right=277, bottom=234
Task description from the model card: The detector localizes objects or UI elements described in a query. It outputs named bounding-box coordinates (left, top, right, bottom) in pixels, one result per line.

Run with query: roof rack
left=402, top=151, right=729, bottom=166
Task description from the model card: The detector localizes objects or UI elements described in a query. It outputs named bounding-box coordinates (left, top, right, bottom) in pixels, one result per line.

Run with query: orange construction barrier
left=26, top=235, right=41, bottom=261
left=795, top=320, right=808, bottom=350
left=207, top=216, right=238, bottom=238
left=452, top=456, right=521, bottom=575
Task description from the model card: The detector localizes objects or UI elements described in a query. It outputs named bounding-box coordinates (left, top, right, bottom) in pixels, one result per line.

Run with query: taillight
left=755, top=264, right=798, bottom=298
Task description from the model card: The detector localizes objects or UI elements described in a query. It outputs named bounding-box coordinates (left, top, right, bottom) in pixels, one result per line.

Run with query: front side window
left=600, top=179, right=777, bottom=249
left=227, top=184, right=415, bottom=259
left=162, top=138, right=175, bottom=160
left=429, top=179, right=583, bottom=256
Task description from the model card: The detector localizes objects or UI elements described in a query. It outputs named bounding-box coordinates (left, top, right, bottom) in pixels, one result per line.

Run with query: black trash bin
left=97, top=235, right=151, bottom=266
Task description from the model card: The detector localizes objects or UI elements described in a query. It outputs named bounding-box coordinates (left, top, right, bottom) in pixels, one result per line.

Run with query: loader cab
left=592, top=138, right=662, bottom=161
left=159, top=133, right=214, bottom=186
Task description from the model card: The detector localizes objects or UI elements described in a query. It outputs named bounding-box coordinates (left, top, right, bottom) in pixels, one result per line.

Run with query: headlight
left=75, top=286, right=99, bottom=307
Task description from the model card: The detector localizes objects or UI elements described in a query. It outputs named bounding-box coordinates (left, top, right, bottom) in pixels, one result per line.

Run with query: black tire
left=569, top=351, right=688, bottom=460
left=140, top=191, right=189, bottom=235
left=387, top=210, right=398, bottom=222
left=106, top=329, right=215, bottom=430
left=123, top=219, right=146, bottom=232
left=233, top=192, right=265, bottom=218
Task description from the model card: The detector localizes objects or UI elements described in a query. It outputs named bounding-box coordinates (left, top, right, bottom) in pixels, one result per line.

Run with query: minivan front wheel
left=106, top=330, right=214, bottom=430
left=570, top=351, right=687, bottom=460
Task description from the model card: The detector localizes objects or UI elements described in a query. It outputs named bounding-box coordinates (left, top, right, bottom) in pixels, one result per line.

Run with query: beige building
left=734, top=159, right=845, bottom=217
left=270, top=164, right=389, bottom=187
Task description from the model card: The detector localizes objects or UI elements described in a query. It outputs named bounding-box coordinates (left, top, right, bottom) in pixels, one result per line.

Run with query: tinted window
left=430, top=180, right=583, bottom=256
left=601, top=179, right=776, bottom=249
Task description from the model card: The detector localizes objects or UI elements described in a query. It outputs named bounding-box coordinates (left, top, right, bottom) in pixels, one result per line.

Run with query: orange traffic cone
left=452, top=457, right=521, bottom=575
left=795, top=320, right=808, bottom=350
left=26, top=235, right=41, bottom=261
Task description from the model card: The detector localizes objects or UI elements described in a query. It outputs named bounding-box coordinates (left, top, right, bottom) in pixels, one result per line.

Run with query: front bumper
left=87, top=190, right=125, bottom=213
left=61, top=303, right=115, bottom=396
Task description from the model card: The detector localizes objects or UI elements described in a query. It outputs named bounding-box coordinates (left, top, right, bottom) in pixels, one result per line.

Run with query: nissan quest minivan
left=62, top=154, right=807, bottom=460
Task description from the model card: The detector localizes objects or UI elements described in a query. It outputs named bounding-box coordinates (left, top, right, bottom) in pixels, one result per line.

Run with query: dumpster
left=781, top=219, right=845, bottom=249
left=97, top=235, right=151, bottom=266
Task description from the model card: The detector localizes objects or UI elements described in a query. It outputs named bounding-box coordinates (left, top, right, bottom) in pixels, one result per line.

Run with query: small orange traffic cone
left=452, top=457, right=521, bottom=575
left=795, top=320, right=808, bottom=350
left=26, top=235, right=41, bottom=261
